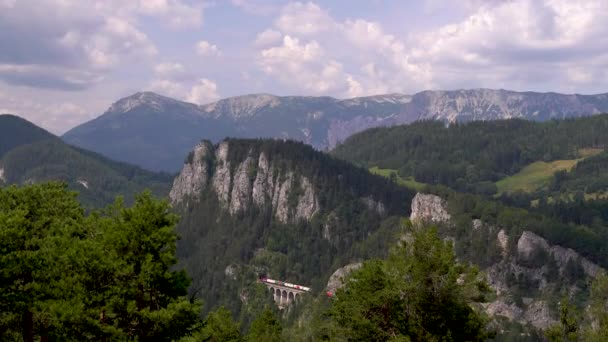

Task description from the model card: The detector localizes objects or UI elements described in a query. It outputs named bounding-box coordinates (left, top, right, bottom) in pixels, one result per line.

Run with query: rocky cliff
left=410, top=193, right=605, bottom=330
left=171, top=140, right=320, bottom=223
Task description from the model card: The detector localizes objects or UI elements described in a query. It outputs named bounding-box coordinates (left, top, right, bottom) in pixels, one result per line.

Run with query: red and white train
left=260, top=277, right=311, bottom=292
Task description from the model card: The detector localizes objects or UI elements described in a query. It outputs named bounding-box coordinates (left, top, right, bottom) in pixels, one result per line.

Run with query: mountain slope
left=0, top=114, right=56, bottom=157
left=170, top=138, right=415, bottom=314
left=0, top=114, right=173, bottom=207
left=333, top=114, right=608, bottom=195
left=62, top=89, right=608, bottom=172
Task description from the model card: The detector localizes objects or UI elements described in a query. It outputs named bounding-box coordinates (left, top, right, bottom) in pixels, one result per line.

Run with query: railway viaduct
left=260, top=277, right=310, bottom=308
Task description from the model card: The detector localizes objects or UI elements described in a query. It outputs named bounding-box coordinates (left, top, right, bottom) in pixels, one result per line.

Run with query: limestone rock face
left=497, top=229, right=509, bottom=257
left=252, top=153, right=272, bottom=207
left=517, top=231, right=550, bottom=260
left=212, top=142, right=232, bottom=204
left=408, top=192, right=604, bottom=331
left=326, top=263, right=363, bottom=294
left=229, top=156, right=254, bottom=214
left=410, top=193, right=451, bottom=224
left=274, top=173, right=294, bottom=223
left=170, top=141, right=213, bottom=203
left=170, top=140, right=330, bottom=224
left=295, top=176, right=319, bottom=221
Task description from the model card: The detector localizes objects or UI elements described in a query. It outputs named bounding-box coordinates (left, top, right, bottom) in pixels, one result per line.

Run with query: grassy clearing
left=369, top=166, right=426, bottom=191
left=496, top=148, right=603, bottom=194
left=496, top=160, right=578, bottom=193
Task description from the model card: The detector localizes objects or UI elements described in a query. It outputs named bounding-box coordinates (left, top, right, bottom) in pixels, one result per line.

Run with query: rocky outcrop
left=229, top=156, right=254, bottom=214
left=517, top=231, right=602, bottom=278
left=252, top=153, right=272, bottom=206
left=170, top=141, right=323, bottom=224
left=295, top=176, right=319, bottom=221
left=212, top=142, right=232, bottom=204
left=361, top=196, right=386, bottom=216
left=326, top=263, right=363, bottom=294
left=410, top=192, right=605, bottom=331
left=170, top=141, right=213, bottom=203
left=497, top=229, right=509, bottom=257
left=410, top=193, right=451, bottom=224
left=0, top=167, right=5, bottom=183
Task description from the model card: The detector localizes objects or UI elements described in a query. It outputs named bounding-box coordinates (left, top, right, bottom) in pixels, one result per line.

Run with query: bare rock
left=497, top=229, right=509, bottom=258
left=274, top=173, right=293, bottom=223
left=252, top=152, right=273, bottom=207
left=410, top=193, right=451, bottom=224
left=326, top=263, right=363, bottom=294
left=229, top=155, right=254, bottom=214
left=170, top=141, right=212, bottom=203
left=212, top=142, right=231, bottom=204
left=295, top=176, right=319, bottom=221
left=523, top=301, right=556, bottom=330
left=482, top=300, right=523, bottom=321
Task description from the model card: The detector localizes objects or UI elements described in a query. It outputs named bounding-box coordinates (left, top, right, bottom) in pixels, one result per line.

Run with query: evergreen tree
left=246, top=308, right=283, bottom=342
left=0, top=183, right=201, bottom=340
left=327, top=224, right=493, bottom=341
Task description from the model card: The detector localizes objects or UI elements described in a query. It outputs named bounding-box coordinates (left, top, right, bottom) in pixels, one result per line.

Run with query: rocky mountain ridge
left=410, top=193, right=604, bottom=330
left=62, top=89, right=608, bottom=172
left=170, top=140, right=320, bottom=224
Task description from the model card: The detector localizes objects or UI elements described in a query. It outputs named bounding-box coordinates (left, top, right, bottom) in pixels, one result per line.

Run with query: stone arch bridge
left=260, top=277, right=310, bottom=308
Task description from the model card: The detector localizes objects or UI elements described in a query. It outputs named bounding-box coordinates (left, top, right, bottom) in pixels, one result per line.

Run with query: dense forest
left=174, top=139, right=415, bottom=319
left=4, top=183, right=608, bottom=341
left=333, top=115, right=608, bottom=194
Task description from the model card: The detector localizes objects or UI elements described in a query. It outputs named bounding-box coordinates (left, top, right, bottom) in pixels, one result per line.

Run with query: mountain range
left=62, top=89, right=608, bottom=172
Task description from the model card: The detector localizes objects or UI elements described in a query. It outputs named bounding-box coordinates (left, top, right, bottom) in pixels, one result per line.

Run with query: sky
left=1, top=0, right=608, bottom=134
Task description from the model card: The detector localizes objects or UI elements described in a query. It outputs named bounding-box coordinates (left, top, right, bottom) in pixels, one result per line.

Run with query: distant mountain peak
left=340, top=93, right=412, bottom=106
left=108, top=91, right=191, bottom=114
left=200, top=93, right=282, bottom=119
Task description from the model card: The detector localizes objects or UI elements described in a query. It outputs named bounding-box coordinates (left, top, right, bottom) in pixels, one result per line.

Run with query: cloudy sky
left=1, top=0, right=608, bottom=134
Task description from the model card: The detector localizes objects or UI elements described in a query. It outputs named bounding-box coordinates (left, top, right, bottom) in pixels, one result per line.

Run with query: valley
left=3, top=96, right=608, bottom=341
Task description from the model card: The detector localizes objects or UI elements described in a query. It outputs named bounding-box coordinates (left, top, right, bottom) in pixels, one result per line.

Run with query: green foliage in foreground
left=0, top=183, right=200, bottom=341
left=545, top=273, right=608, bottom=342
left=322, top=225, right=494, bottom=341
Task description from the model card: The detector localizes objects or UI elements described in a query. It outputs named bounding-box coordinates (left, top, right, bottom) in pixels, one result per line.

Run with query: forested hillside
left=333, top=115, right=608, bottom=195
left=0, top=114, right=172, bottom=207
left=0, top=114, right=56, bottom=157
left=171, top=138, right=415, bottom=319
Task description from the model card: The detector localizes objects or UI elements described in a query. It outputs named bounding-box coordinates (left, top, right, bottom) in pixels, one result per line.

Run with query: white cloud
left=0, top=88, right=94, bottom=134
left=254, top=29, right=282, bottom=47
left=148, top=77, right=221, bottom=105
left=258, top=35, right=354, bottom=95
left=154, top=62, right=185, bottom=77
left=186, top=78, right=221, bottom=105
left=231, top=0, right=278, bottom=15
left=256, top=5, right=434, bottom=96
left=137, top=0, right=203, bottom=29
left=0, top=0, right=158, bottom=89
left=412, top=0, right=608, bottom=88
left=254, top=0, right=608, bottom=97
left=195, top=40, right=222, bottom=56
left=148, top=79, right=187, bottom=98
left=85, top=16, right=157, bottom=70
left=275, top=2, right=334, bottom=35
